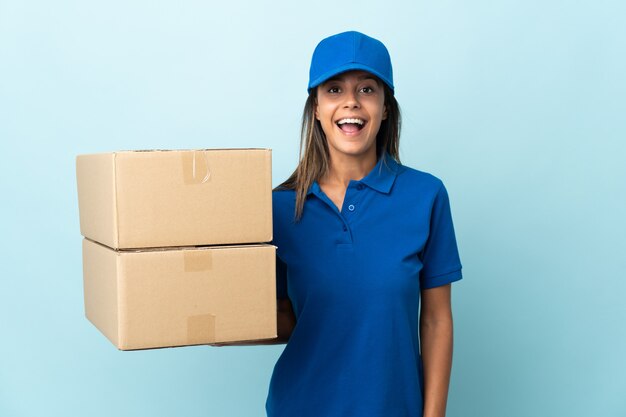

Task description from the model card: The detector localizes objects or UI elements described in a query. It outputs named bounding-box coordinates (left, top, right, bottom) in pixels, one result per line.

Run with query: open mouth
left=336, top=118, right=366, bottom=134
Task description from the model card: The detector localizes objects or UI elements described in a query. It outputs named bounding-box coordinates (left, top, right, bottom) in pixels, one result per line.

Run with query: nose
left=342, top=89, right=360, bottom=108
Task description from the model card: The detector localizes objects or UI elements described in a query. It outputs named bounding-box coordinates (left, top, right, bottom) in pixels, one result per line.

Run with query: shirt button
left=357, top=184, right=364, bottom=190
left=342, top=225, right=348, bottom=232
left=348, top=204, right=355, bottom=211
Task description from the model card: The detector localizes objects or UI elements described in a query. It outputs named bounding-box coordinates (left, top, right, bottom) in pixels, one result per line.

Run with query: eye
left=327, top=86, right=340, bottom=94
left=360, top=86, right=375, bottom=94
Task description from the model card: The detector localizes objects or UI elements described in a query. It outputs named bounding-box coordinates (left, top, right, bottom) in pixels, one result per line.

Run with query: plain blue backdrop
left=1, top=1, right=624, bottom=416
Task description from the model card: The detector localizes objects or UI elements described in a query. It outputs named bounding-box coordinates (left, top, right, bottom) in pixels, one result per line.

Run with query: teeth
left=337, top=118, right=364, bottom=125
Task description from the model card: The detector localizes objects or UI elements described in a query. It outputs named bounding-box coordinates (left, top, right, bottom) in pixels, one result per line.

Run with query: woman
left=266, top=31, right=463, bottom=417
left=216, top=31, right=463, bottom=417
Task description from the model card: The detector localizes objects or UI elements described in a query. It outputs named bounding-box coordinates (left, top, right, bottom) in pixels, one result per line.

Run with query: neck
left=321, top=148, right=378, bottom=188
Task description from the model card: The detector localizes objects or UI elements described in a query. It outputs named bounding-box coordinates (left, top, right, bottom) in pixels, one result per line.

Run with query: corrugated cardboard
left=76, top=149, right=272, bottom=249
left=82, top=238, right=277, bottom=350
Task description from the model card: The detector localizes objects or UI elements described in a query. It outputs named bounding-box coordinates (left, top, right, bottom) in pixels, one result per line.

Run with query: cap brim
left=308, top=63, right=394, bottom=93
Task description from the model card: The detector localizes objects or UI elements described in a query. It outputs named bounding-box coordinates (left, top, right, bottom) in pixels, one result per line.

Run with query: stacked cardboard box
left=76, top=149, right=277, bottom=350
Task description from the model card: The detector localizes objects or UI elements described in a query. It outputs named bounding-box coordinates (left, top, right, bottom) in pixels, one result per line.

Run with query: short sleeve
left=276, top=254, right=288, bottom=299
left=419, top=182, right=463, bottom=289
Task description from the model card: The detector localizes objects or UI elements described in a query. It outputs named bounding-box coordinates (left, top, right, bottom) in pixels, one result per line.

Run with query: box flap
left=115, top=149, right=272, bottom=248
left=115, top=244, right=276, bottom=350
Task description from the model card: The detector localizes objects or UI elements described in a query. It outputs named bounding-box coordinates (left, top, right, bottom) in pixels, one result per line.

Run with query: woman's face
left=315, top=70, right=387, bottom=161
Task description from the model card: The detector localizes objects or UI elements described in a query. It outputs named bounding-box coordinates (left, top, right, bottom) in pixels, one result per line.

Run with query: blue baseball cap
left=308, top=31, right=394, bottom=93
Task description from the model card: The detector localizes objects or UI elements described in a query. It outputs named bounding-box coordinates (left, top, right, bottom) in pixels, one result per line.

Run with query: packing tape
left=184, top=250, right=212, bottom=272
left=187, top=314, right=217, bottom=344
left=181, top=150, right=211, bottom=184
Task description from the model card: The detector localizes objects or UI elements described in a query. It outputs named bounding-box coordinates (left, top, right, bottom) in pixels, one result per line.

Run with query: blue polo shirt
left=266, top=152, right=463, bottom=417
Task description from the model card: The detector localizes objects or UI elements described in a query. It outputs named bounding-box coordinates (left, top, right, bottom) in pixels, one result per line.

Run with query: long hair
left=275, top=81, right=401, bottom=222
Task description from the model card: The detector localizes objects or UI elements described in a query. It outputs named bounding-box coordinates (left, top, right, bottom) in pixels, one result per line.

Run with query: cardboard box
left=76, top=149, right=272, bottom=249
left=82, top=238, right=277, bottom=350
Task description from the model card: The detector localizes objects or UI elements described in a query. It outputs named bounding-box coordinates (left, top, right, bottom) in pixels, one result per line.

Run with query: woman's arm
left=210, top=298, right=296, bottom=346
left=420, top=283, right=454, bottom=417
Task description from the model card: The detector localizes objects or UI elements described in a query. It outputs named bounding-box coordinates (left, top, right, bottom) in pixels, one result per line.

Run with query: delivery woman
left=265, top=31, right=464, bottom=417
left=215, top=31, right=463, bottom=417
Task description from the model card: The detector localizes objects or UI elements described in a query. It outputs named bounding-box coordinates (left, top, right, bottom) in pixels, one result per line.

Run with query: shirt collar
left=307, top=151, right=399, bottom=196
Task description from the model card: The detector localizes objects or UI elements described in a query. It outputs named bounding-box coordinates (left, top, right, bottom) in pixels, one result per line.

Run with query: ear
left=314, top=98, right=320, bottom=120
left=382, top=105, right=388, bottom=121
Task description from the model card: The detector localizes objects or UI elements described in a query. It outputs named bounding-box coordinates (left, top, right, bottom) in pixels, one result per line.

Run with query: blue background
left=1, top=1, right=624, bottom=416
